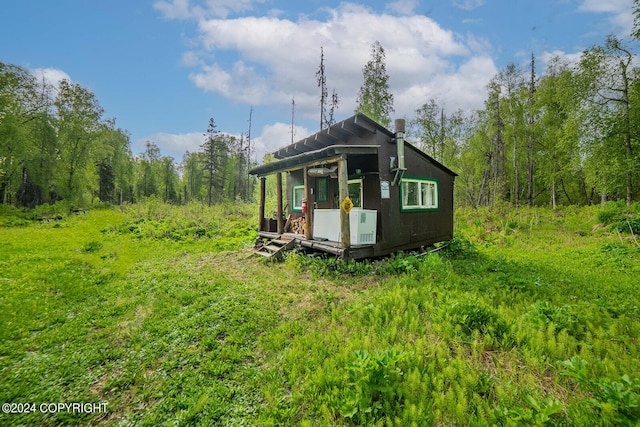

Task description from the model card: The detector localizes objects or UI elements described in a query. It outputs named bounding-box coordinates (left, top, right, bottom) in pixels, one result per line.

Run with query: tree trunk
left=621, top=63, right=633, bottom=205
left=527, top=52, right=536, bottom=207
left=513, top=122, right=519, bottom=206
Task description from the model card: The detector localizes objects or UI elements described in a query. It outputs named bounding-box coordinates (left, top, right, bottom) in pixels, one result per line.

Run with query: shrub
left=338, top=349, right=410, bottom=423
left=560, top=357, right=640, bottom=425
left=285, top=252, right=373, bottom=278
left=81, top=240, right=103, bottom=253
left=448, top=300, right=510, bottom=343
left=374, top=252, right=420, bottom=275
left=527, top=301, right=583, bottom=338
left=597, top=202, right=640, bottom=234
left=439, top=235, right=478, bottom=260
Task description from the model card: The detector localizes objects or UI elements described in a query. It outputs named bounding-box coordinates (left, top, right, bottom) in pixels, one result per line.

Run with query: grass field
left=0, top=201, right=639, bottom=426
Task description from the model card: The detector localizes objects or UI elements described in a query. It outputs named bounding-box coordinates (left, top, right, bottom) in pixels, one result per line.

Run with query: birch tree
left=355, top=41, right=394, bottom=128
left=579, top=36, right=638, bottom=205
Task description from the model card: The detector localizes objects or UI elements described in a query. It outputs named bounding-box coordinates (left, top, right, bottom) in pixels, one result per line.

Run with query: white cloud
left=578, top=0, right=631, bottom=14
left=578, top=0, right=634, bottom=35
left=452, top=0, right=485, bottom=11
left=385, top=0, right=419, bottom=16
left=31, top=67, right=72, bottom=91
left=153, top=1, right=503, bottom=163
left=252, top=122, right=310, bottom=162
left=134, top=123, right=307, bottom=164
left=180, top=51, right=203, bottom=67
left=154, top=0, right=193, bottom=19
left=134, top=132, right=205, bottom=160
left=154, top=0, right=266, bottom=19
left=539, top=50, right=583, bottom=68
left=187, top=3, right=485, bottom=124
left=189, top=61, right=273, bottom=105
left=395, top=55, right=497, bottom=115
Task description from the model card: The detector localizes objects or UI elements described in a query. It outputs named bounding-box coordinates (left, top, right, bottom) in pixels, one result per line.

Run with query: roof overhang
left=272, top=113, right=390, bottom=160
left=249, top=145, right=378, bottom=177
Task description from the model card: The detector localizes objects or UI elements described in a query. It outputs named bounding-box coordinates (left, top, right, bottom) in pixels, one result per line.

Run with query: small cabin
left=249, top=113, right=457, bottom=260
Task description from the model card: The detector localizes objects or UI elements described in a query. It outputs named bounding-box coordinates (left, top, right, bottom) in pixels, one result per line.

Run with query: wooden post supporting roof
left=258, top=177, right=266, bottom=232
left=276, top=172, right=284, bottom=234
left=337, top=155, right=350, bottom=248
left=303, top=166, right=313, bottom=240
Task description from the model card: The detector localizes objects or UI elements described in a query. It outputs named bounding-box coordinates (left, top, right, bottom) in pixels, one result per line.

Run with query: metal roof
left=250, top=112, right=458, bottom=177
left=271, top=113, right=391, bottom=160
left=249, top=144, right=378, bottom=177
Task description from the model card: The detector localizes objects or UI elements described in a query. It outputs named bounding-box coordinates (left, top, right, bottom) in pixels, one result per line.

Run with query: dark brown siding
left=375, top=132, right=455, bottom=253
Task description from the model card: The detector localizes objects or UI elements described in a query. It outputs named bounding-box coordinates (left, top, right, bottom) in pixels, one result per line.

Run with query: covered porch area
left=250, top=144, right=379, bottom=259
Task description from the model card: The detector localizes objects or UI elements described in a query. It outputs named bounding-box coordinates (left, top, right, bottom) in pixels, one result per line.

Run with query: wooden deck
left=257, top=231, right=376, bottom=260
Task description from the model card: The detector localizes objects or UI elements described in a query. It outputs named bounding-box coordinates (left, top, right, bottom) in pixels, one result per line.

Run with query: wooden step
left=254, top=250, right=272, bottom=257
left=253, top=237, right=295, bottom=260
left=272, top=239, right=291, bottom=245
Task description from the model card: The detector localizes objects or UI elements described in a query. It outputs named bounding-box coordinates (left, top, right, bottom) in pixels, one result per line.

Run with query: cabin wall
left=375, top=132, right=455, bottom=253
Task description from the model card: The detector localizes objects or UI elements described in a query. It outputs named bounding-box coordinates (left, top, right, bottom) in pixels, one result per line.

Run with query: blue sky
left=0, top=0, right=635, bottom=162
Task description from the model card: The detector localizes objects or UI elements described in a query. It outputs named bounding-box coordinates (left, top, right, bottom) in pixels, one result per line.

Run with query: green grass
left=1, top=203, right=639, bottom=425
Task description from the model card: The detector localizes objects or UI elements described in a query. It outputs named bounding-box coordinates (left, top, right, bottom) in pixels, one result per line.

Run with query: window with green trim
left=348, top=179, right=362, bottom=208
left=401, top=177, right=438, bottom=211
left=292, top=185, right=304, bottom=212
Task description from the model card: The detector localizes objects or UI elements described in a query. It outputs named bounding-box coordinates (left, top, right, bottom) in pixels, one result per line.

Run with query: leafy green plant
left=287, top=253, right=374, bottom=278
left=560, top=356, right=640, bottom=425
left=438, top=235, right=478, bottom=259
left=339, top=349, right=410, bottom=423
left=527, top=301, right=582, bottom=338
left=374, top=252, right=420, bottom=275
left=448, top=300, right=510, bottom=340
left=597, top=201, right=640, bottom=234
left=496, top=395, right=564, bottom=426
left=81, top=240, right=103, bottom=253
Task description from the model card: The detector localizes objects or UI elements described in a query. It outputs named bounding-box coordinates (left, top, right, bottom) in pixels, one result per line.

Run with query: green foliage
left=286, top=252, right=374, bottom=279
left=448, top=300, right=510, bottom=343
left=2, top=204, right=640, bottom=425
left=560, top=356, right=640, bottom=425
left=81, top=240, right=103, bottom=253
left=438, top=235, right=478, bottom=259
left=0, top=205, right=32, bottom=227
left=375, top=252, right=421, bottom=275
left=597, top=201, right=640, bottom=234
left=114, top=200, right=256, bottom=247
left=355, top=41, right=394, bottom=128
left=527, top=301, right=583, bottom=338
left=496, top=395, right=564, bottom=426
left=0, top=61, right=255, bottom=211
left=339, top=349, right=410, bottom=422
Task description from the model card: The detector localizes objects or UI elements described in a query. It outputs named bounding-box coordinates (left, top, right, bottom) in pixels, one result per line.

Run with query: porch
left=251, top=144, right=379, bottom=259
left=256, top=230, right=376, bottom=260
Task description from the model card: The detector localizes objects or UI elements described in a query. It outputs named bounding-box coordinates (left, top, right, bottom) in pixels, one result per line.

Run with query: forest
left=0, top=64, right=254, bottom=209
left=2, top=32, right=640, bottom=210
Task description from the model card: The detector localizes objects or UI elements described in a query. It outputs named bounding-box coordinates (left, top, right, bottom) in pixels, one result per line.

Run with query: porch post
left=303, top=166, right=314, bottom=240
left=337, top=155, right=351, bottom=248
left=258, top=176, right=266, bottom=232
left=276, top=172, right=284, bottom=234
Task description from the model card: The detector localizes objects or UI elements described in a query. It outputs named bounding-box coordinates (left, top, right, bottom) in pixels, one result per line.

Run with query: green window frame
left=400, top=177, right=439, bottom=212
left=292, top=184, right=305, bottom=212
left=348, top=179, right=363, bottom=208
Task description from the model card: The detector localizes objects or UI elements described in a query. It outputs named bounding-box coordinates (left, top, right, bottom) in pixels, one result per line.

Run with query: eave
left=249, top=145, right=379, bottom=177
